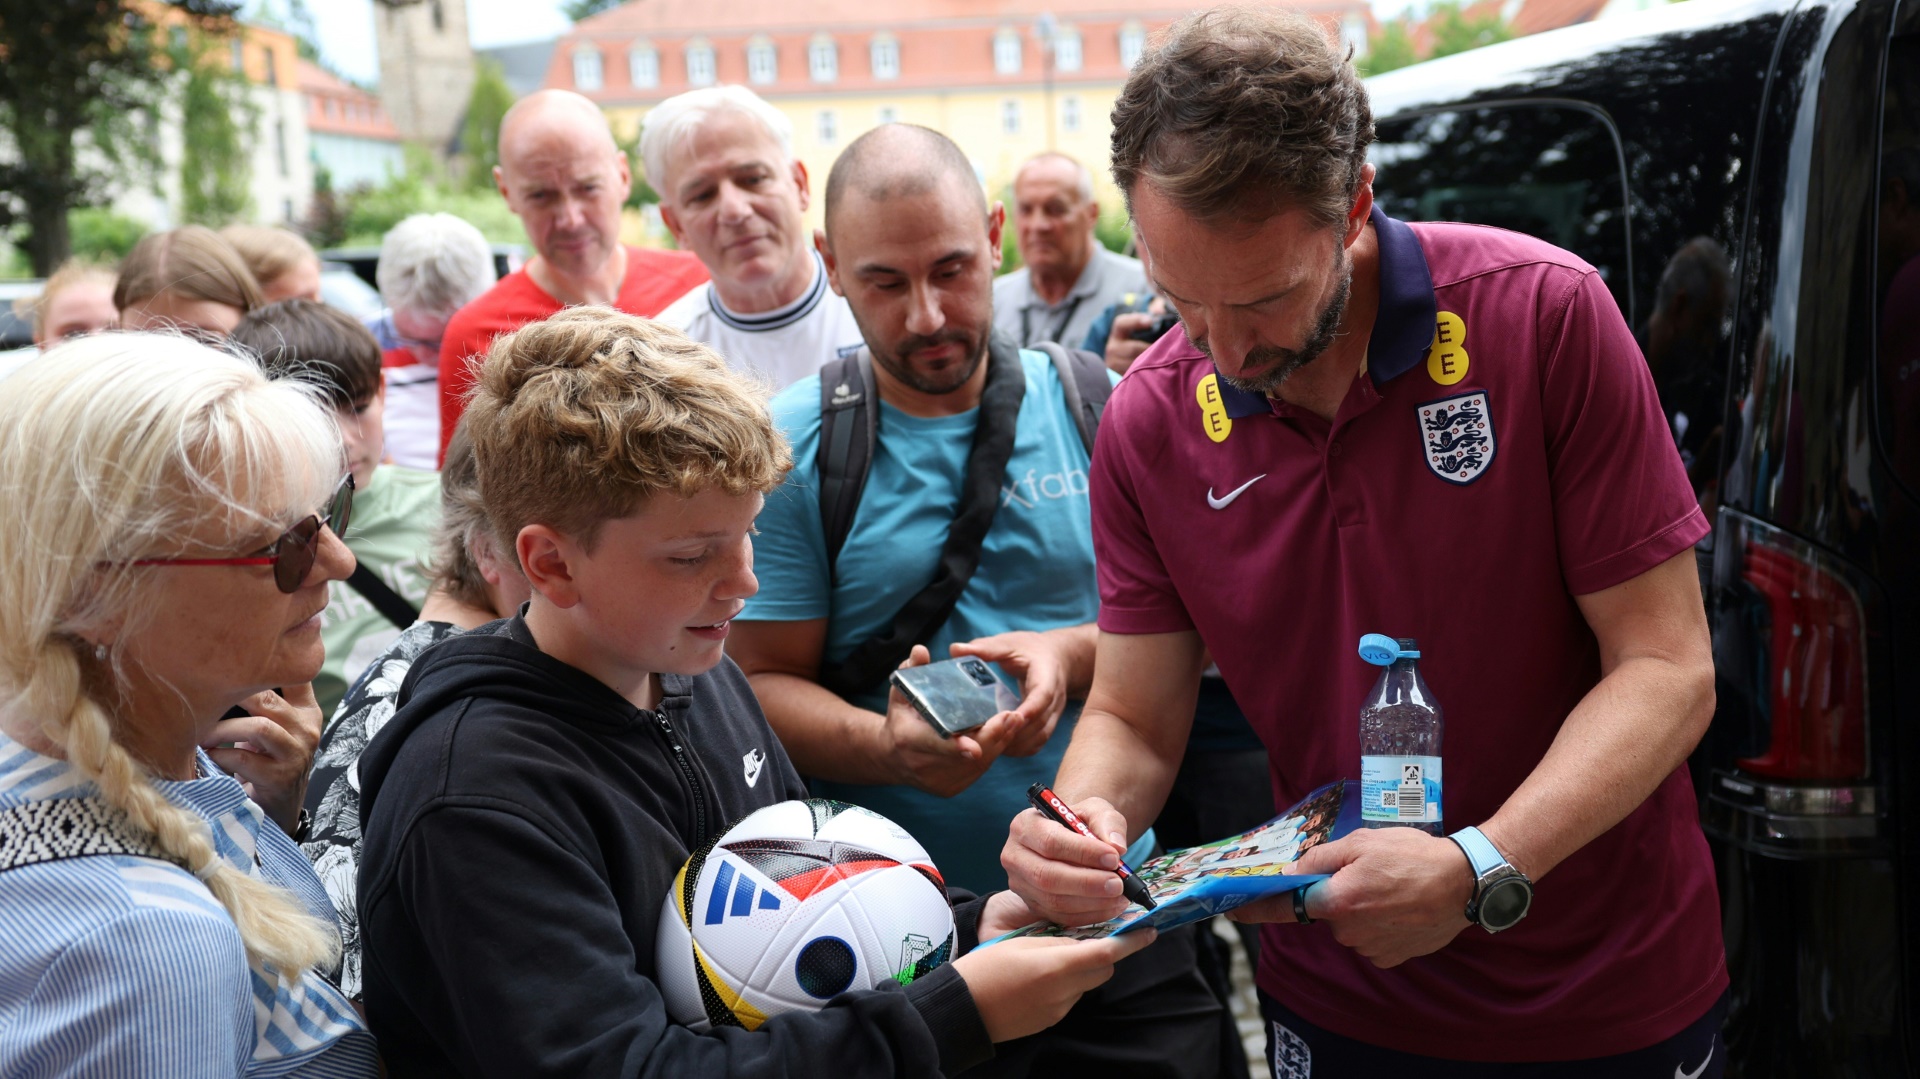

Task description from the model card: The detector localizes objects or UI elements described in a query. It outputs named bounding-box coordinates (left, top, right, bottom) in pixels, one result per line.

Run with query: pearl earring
left=92, top=643, right=108, bottom=661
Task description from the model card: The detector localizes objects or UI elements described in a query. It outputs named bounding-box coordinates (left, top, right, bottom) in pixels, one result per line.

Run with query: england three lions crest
left=1417, top=390, right=1495, bottom=485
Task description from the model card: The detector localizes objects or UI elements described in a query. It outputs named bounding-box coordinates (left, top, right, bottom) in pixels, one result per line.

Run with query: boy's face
left=333, top=381, right=386, bottom=491
left=547, top=487, right=763, bottom=681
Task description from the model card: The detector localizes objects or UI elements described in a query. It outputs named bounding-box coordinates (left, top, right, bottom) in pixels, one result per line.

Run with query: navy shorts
left=1261, top=990, right=1726, bottom=1079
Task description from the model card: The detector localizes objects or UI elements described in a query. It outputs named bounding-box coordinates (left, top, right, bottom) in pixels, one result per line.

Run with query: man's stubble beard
left=865, top=324, right=990, bottom=396
left=1204, top=247, right=1353, bottom=397
left=875, top=332, right=990, bottom=395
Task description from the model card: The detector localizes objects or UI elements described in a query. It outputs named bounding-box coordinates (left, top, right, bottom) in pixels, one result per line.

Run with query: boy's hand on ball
left=952, top=929, right=1157, bottom=1043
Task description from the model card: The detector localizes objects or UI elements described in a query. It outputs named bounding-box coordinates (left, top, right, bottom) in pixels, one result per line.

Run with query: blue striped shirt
left=0, top=732, right=379, bottom=1078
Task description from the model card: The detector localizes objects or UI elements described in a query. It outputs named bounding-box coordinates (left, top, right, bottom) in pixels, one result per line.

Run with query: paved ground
left=1217, top=918, right=1270, bottom=1077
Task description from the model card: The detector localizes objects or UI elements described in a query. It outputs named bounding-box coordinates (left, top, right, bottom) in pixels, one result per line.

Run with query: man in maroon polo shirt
left=1001, top=9, right=1727, bottom=1076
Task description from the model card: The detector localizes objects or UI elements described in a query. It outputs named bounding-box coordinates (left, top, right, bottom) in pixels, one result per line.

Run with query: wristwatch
left=1448, top=826, right=1533, bottom=933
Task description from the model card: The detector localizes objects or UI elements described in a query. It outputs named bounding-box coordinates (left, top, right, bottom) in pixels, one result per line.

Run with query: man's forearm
left=1054, top=708, right=1186, bottom=844
left=1041, top=622, right=1099, bottom=697
left=1480, top=652, right=1713, bottom=881
left=746, top=672, right=895, bottom=785
left=1052, top=629, right=1206, bottom=840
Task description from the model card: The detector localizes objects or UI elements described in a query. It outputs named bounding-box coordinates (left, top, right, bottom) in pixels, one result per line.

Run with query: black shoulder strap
left=1031, top=341, right=1113, bottom=457
left=817, top=349, right=880, bottom=575
left=348, top=564, right=419, bottom=630
left=817, top=333, right=1028, bottom=700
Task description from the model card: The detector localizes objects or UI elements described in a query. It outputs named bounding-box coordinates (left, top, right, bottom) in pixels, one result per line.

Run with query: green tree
left=561, top=0, right=622, bottom=20
left=0, top=0, right=240, bottom=275
left=302, top=166, right=348, bottom=248
left=175, top=32, right=259, bottom=225
left=461, top=59, right=516, bottom=191
left=68, top=206, right=150, bottom=261
left=1360, top=19, right=1421, bottom=76
left=613, top=126, right=660, bottom=210
left=339, top=153, right=526, bottom=249
left=1094, top=203, right=1134, bottom=256
left=1355, top=7, right=1510, bottom=77
left=244, top=0, right=320, bottom=63
left=1428, top=3, right=1513, bottom=59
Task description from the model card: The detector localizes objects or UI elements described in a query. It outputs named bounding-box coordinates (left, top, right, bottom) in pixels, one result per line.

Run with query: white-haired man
left=646, top=85, right=862, bottom=388
left=992, top=153, right=1148, bottom=350
left=373, top=212, right=498, bottom=469
left=437, top=89, right=708, bottom=463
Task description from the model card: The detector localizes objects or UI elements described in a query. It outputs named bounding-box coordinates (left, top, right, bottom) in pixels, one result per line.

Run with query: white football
left=656, top=799, right=955, bottom=1032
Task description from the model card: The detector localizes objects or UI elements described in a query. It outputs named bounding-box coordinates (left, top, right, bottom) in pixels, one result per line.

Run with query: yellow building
left=549, top=0, right=1370, bottom=230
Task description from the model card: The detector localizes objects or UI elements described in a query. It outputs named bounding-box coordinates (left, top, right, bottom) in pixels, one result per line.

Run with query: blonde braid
left=30, top=642, right=340, bottom=973
left=0, top=334, right=346, bottom=977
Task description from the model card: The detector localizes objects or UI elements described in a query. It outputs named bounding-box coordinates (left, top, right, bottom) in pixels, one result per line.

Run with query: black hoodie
left=356, top=615, right=993, bottom=1078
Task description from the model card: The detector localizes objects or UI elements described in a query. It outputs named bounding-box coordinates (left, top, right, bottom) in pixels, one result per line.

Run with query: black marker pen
left=1027, top=783, right=1157, bottom=911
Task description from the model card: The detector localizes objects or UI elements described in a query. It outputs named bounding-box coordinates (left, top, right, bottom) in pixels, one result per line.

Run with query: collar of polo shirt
left=1213, top=206, right=1440, bottom=419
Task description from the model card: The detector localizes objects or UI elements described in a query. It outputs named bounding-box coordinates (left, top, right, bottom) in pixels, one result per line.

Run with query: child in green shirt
left=231, top=300, right=439, bottom=716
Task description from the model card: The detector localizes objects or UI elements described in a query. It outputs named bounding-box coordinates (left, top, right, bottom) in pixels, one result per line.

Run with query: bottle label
left=1361, top=755, right=1442, bottom=824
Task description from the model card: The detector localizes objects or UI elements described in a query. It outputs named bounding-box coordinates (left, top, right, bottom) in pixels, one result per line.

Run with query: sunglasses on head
left=133, top=474, right=354, bottom=594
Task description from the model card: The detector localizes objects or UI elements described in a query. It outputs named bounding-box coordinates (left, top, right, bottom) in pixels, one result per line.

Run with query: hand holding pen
left=1026, top=783, right=1158, bottom=911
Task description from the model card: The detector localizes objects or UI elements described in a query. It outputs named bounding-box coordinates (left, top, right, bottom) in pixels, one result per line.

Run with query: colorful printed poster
left=997, top=780, right=1360, bottom=941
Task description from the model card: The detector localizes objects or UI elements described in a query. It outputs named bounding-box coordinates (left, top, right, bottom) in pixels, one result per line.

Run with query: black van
left=1367, top=0, right=1920, bottom=1073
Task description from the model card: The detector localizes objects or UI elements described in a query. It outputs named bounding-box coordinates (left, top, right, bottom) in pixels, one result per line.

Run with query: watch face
left=1480, top=877, right=1532, bottom=931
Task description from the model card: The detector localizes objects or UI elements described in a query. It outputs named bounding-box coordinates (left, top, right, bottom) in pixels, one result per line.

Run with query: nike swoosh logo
left=1675, top=1044, right=1713, bottom=1079
left=1206, top=474, right=1268, bottom=510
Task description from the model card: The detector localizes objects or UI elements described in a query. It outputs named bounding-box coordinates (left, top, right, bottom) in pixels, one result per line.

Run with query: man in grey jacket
left=993, top=153, right=1149, bottom=350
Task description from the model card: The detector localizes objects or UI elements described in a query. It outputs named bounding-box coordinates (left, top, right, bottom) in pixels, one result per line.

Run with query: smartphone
left=889, top=657, right=1022, bottom=738
left=1129, top=310, right=1181, bottom=343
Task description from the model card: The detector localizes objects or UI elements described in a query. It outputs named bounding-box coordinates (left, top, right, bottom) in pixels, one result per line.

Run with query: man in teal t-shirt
left=742, top=348, right=1130, bottom=889
left=728, top=126, right=1147, bottom=894
left=730, top=125, right=1222, bottom=1079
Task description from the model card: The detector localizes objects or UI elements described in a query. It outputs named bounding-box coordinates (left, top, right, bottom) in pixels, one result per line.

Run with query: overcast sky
left=282, top=0, right=1418, bottom=87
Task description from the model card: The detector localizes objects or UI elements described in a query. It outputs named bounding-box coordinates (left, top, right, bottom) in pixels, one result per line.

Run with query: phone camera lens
left=963, top=660, right=995, bottom=686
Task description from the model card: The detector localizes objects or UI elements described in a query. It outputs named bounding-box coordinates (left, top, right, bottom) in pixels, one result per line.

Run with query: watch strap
left=1449, top=825, right=1506, bottom=878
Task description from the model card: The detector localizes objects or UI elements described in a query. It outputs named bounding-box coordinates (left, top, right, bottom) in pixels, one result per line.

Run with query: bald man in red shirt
left=437, top=90, right=706, bottom=462
left=1003, top=10, right=1726, bottom=1077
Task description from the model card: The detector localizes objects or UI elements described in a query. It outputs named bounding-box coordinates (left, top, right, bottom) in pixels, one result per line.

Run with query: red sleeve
left=437, top=304, right=488, bottom=467
left=1090, top=372, right=1197, bottom=634
left=617, top=248, right=709, bottom=317
left=1539, top=269, right=1709, bottom=594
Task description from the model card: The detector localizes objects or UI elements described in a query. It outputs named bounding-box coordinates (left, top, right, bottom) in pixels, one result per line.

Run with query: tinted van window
left=1878, top=35, right=1920, bottom=496
left=1373, top=105, right=1635, bottom=323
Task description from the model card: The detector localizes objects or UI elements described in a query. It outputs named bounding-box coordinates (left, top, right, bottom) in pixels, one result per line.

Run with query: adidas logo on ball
left=657, top=799, right=955, bottom=1032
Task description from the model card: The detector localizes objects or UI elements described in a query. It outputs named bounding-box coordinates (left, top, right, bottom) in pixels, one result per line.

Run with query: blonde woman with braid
left=0, top=334, right=379, bottom=1077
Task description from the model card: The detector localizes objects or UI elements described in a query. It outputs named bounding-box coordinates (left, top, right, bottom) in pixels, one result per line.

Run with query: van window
left=1372, top=104, right=1635, bottom=324
left=1876, top=35, right=1920, bottom=495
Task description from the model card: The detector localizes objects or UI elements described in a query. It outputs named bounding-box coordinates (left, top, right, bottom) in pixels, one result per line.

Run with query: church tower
left=374, top=0, right=476, bottom=157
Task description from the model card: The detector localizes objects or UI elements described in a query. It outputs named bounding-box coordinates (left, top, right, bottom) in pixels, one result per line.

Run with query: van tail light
left=1733, top=541, right=1867, bottom=779
left=1703, top=510, right=1882, bottom=857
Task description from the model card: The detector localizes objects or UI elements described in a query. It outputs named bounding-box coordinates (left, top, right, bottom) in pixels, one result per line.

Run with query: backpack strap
left=817, top=333, right=1028, bottom=700
left=1031, top=340, right=1113, bottom=457
left=817, top=349, right=880, bottom=576
left=0, top=798, right=187, bottom=874
left=347, top=564, right=419, bottom=631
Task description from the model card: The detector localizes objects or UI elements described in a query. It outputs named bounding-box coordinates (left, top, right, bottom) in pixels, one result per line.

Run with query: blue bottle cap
left=1359, top=634, right=1422, bottom=664
left=1358, top=633, right=1400, bottom=665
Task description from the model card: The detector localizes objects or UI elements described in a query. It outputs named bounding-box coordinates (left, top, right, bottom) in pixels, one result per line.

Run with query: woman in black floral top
left=299, top=426, right=529, bottom=999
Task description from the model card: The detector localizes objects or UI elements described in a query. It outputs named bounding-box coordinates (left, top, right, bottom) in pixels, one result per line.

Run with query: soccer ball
left=656, top=799, right=955, bottom=1032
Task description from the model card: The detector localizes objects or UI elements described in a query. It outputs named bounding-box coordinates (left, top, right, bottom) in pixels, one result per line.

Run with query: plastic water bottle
left=1358, top=634, right=1443, bottom=835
